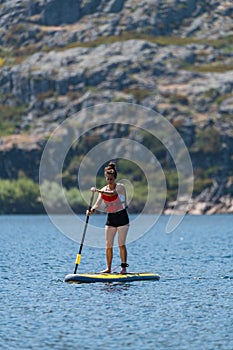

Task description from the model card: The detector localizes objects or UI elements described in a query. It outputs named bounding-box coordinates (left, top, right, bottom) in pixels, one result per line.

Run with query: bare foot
left=120, top=263, right=129, bottom=274
left=100, top=268, right=111, bottom=273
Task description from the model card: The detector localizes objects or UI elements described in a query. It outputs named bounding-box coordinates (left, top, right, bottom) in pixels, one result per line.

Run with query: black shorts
left=106, top=209, right=129, bottom=228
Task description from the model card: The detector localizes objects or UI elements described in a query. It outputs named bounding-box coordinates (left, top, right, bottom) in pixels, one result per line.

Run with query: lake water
left=1, top=214, right=233, bottom=350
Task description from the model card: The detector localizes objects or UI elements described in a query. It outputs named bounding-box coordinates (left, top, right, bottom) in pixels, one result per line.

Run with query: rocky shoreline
left=0, top=0, right=233, bottom=214
left=165, top=195, right=233, bottom=215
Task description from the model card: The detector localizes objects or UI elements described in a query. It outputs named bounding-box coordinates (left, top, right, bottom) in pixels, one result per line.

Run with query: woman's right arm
left=92, top=193, right=102, bottom=211
left=87, top=192, right=102, bottom=215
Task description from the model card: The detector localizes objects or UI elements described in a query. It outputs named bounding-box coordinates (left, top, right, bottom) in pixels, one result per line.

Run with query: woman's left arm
left=94, top=187, right=117, bottom=196
left=116, top=183, right=127, bottom=207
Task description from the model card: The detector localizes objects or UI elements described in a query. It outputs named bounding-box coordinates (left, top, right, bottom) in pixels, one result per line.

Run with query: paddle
left=74, top=190, right=95, bottom=274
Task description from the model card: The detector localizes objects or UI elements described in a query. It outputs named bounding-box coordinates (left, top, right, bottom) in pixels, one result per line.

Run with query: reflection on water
left=98, top=282, right=132, bottom=294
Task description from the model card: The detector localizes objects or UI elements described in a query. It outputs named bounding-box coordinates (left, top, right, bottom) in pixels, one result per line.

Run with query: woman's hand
left=86, top=208, right=95, bottom=216
left=90, top=187, right=104, bottom=194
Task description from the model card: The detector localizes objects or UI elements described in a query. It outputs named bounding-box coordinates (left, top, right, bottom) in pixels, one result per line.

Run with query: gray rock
left=81, top=0, right=101, bottom=16
left=219, top=97, right=233, bottom=115
left=41, top=0, right=81, bottom=26
left=104, top=0, right=126, bottom=13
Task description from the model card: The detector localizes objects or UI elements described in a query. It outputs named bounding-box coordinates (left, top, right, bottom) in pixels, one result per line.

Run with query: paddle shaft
left=74, top=191, right=95, bottom=274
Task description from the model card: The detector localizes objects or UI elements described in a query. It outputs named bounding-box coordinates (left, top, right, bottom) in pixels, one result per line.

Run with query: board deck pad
left=64, top=272, right=160, bottom=283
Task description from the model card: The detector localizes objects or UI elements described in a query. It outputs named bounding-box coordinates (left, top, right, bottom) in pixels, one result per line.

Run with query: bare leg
left=105, top=247, right=113, bottom=272
left=101, top=226, right=117, bottom=273
left=118, top=225, right=129, bottom=273
left=119, top=245, right=127, bottom=265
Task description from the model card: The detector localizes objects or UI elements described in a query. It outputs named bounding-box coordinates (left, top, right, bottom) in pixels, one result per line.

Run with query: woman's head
left=104, top=162, right=117, bottom=181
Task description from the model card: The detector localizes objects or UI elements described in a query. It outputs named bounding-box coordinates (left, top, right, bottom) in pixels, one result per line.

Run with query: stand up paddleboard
left=64, top=272, right=160, bottom=283
left=65, top=191, right=160, bottom=284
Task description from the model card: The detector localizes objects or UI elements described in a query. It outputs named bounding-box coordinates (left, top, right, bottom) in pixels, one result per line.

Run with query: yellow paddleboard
left=65, top=272, right=160, bottom=283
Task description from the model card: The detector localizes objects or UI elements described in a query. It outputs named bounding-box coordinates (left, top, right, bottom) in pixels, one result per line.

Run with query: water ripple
left=1, top=215, right=233, bottom=350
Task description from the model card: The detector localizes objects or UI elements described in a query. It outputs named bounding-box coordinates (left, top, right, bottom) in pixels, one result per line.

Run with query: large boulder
left=41, top=0, right=81, bottom=25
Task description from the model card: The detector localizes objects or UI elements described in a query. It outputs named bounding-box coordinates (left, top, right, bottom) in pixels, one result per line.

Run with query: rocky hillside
left=0, top=0, right=233, bottom=214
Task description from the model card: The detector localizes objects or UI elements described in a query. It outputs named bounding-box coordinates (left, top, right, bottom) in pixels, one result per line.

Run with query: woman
left=87, top=162, right=129, bottom=274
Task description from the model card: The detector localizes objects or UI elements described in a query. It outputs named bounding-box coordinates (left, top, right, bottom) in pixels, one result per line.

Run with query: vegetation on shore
left=0, top=2, right=232, bottom=214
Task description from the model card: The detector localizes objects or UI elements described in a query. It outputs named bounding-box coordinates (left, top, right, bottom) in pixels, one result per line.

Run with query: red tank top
left=101, top=192, right=125, bottom=213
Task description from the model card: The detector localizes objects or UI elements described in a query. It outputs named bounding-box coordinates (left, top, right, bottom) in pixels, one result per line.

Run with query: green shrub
left=186, top=63, right=233, bottom=73
left=195, top=126, right=221, bottom=154
left=169, top=94, right=189, bottom=105
left=139, top=130, right=167, bottom=160
left=40, top=181, right=87, bottom=213
left=0, top=177, right=42, bottom=214
left=0, top=102, right=27, bottom=136
left=123, top=88, right=153, bottom=103
left=164, top=170, right=178, bottom=202
left=193, top=178, right=213, bottom=195
left=65, top=187, right=87, bottom=211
